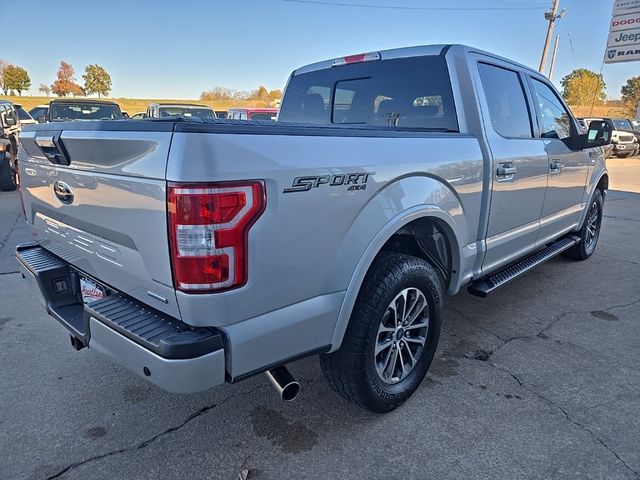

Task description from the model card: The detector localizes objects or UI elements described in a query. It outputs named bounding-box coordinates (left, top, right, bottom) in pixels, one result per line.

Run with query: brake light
left=168, top=181, right=266, bottom=293
left=332, top=51, right=381, bottom=67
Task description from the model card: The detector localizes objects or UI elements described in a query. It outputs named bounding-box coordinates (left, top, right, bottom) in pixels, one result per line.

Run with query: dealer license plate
left=80, top=276, right=106, bottom=304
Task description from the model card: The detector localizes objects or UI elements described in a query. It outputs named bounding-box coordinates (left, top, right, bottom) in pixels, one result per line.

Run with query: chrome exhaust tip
left=265, top=366, right=300, bottom=401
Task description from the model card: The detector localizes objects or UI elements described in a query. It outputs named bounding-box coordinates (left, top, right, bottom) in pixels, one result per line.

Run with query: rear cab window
left=250, top=112, right=276, bottom=121
left=158, top=107, right=216, bottom=119
left=279, top=56, right=458, bottom=131
left=50, top=103, right=122, bottom=121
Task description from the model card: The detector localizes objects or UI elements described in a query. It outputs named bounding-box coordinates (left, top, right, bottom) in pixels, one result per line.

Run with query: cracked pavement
left=1, top=159, right=639, bottom=480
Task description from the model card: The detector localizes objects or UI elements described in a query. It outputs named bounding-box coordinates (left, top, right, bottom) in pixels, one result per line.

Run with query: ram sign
left=606, top=0, right=640, bottom=63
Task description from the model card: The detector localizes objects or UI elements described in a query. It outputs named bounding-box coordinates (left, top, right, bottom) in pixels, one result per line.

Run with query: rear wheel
left=563, top=189, right=604, bottom=260
left=0, top=152, right=17, bottom=191
left=320, top=253, right=443, bottom=413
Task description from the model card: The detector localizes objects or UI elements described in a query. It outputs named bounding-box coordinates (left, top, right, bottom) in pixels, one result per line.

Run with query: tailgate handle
left=35, top=136, right=56, bottom=148
left=34, top=132, right=70, bottom=166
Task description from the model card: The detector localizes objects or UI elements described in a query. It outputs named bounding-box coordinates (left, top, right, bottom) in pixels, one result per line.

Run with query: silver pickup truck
left=16, top=45, right=611, bottom=413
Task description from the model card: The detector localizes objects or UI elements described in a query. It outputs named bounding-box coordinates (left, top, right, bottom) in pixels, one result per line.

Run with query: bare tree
left=0, top=59, right=8, bottom=95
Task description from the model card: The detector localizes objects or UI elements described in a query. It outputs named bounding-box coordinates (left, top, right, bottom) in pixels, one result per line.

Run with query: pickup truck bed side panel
left=167, top=131, right=483, bottom=375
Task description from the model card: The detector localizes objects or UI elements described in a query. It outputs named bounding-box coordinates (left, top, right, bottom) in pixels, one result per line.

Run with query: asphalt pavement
left=1, top=158, right=639, bottom=480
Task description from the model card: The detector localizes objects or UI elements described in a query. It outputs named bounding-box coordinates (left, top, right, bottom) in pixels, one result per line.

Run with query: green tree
left=51, top=61, right=83, bottom=97
left=82, top=64, right=112, bottom=98
left=560, top=69, right=606, bottom=105
left=621, top=76, right=640, bottom=115
left=3, top=65, right=31, bottom=95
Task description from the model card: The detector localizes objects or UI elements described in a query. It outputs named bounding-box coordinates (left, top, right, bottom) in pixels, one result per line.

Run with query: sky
left=5, top=0, right=638, bottom=100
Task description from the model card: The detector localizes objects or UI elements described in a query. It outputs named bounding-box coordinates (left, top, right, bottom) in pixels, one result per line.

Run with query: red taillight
left=168, top=181, right=265, bottom=293
left=332, top=51, right=381, bottom=67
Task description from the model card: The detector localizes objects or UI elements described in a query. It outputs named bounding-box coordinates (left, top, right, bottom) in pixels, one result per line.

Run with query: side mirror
left=4, top=115, right=17, bottom=127
left=583, top=120, right=612, bottom=149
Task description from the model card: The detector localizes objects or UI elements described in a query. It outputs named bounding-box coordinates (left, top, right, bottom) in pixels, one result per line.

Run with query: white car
left=28, top=104, right=49, bottom=123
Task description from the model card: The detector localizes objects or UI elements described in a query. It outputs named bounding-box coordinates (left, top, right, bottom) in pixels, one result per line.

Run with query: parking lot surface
left=1, top=157, right=639, bottom=480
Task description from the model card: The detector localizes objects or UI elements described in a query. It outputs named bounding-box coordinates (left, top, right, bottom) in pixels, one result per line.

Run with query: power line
left=283, top=0, right=547, bottom=11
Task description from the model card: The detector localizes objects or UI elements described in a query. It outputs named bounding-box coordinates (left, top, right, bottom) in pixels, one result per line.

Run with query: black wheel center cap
left=396, top=328, right=405, bottom=341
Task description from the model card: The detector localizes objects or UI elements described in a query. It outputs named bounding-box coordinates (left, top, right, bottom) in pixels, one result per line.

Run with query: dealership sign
left=606, top=0, right=640, bottom=63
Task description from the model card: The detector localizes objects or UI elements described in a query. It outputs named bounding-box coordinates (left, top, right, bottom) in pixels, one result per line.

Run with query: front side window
left=279, top=56, right=458, bottom=131
left=478, top=63, right=532, bottom=139
left=531, top=79, right=572, bottom=140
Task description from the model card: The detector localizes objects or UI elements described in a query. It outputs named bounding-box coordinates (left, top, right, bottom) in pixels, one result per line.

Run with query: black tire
left=320, top=253, right=444, bottom=413
left=563, top=189, right=604, bottom=260
left=0, top=152, right=17, bottom=191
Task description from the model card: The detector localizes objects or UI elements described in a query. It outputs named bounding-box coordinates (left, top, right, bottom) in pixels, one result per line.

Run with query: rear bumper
left=15, top=243, right=226, bottom=393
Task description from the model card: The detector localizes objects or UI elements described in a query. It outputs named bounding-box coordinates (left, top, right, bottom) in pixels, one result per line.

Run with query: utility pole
left=548, top=35, right=560, bottom=80
left=538, top=0, right=565, bottom=74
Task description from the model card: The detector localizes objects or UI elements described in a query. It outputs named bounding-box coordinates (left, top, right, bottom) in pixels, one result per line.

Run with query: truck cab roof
left=294, top=44, right=535, bottom=76
left=49, top=98, right=120, bottom=106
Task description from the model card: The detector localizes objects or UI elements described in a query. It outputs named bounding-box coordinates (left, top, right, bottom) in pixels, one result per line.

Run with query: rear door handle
left=549, top=159, right=564, bottom=173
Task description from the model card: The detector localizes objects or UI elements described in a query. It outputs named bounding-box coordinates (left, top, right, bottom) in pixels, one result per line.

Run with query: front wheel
left=320, top=253, right=444, bottom=413
left=563, top=189, right=604, bottom=260
left=0, top=152, right=17, bottom=191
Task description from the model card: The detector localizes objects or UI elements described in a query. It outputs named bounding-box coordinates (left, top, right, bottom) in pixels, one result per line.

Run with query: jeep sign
left=606, top=1, right=640, bottom=63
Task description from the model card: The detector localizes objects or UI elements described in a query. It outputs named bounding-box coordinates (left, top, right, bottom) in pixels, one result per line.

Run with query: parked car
left=585, top=117, right=637, bottom=158
left=29, top=105, right=49, bottom=123
left=13, top=104, right=37, bottom=127
left=48, top=99, right=123, bottom=122
left=145, top=103, right=217, bottom=119
left=611, top=118, right=640, bottom=143
left=0, top=101, right=21, bottom=190
left=130, top=112, right=146, bottom=119
left=16, top=44, right=611, bottom=412
left=227, top=108, right=278, bottom=121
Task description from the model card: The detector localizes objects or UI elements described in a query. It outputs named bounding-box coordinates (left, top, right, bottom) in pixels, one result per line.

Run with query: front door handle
left=496, top=163, right=517, bottom=178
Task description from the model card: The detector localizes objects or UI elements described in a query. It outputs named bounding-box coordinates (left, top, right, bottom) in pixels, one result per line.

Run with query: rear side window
left=478, top=63, right=532, bottom=139
left=279, top=56, right=458, bottom=131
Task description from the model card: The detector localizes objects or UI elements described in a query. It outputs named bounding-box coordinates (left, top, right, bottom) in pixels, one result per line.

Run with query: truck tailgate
left=18, top=125, right=180, bottom=317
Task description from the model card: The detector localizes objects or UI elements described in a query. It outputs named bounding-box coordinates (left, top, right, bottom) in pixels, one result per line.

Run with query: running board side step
left=468, top=236, right=580, bottom=297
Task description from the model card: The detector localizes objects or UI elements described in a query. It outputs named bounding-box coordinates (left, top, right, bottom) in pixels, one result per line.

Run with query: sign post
left=605, top=0, right=640, bottom=63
